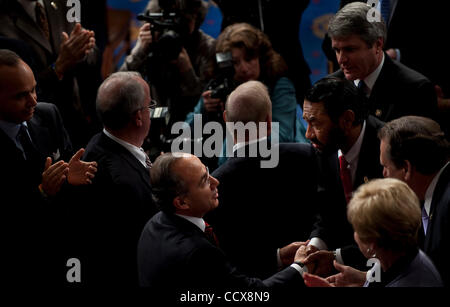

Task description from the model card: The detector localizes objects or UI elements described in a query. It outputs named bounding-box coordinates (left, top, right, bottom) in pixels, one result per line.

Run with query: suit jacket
left=330, top=54, right=438, bottom=124
left=421, top=163, right=450, bottom=286
left=138, top=211, right=304, bottom=296
left=0, top=0, right=100, bottom=147
left=0, top=102, right=73, bottom=286
left=310, top=116, right=384, bottom=268
left=206, top=142, right=319, bottom=279
left=67, top=132, right=157, bottom=287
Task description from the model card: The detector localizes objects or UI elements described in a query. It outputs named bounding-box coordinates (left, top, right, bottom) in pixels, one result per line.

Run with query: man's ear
left=134, top=109, right=143, bottom=127
left=375, top=37, right=384, bottom=52
left=339, top=110, right=355, bottom=131
left=403, top=160, right=414, bottom=182
left=173, top=196, right=189, bottom=211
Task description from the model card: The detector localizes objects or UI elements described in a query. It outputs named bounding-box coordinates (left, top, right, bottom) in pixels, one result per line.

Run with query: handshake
left=281, top=241, right=366, bottom=287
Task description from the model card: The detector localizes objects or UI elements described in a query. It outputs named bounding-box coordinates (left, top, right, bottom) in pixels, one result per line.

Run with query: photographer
left=119, top=0, right=216, bottom=156
left=185, top=23, right=308, bottom=166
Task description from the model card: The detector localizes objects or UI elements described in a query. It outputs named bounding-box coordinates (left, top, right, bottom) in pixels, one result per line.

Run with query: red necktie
left=35, top=2, right=50, bottom=40
left=339, top=155, right=353, bottom=204
left=204, top=222, right=219, bottom=247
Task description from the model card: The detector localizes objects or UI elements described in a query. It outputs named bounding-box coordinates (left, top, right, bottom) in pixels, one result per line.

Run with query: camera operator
left=186, top=23, right=307, bottom=151
left=119, top=0, right=216, bottom=157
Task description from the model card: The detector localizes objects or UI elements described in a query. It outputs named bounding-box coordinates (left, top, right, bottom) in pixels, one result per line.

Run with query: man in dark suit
left=71, top=71, right=158, bottom=287
left=301, top=77, right=384, bottom=275
left=0, top=49, right=97, bottom=286
left=206, top=80, right=318, bottom=279
left=378, top=116, right=450, bottom=285
left=0, top=0, right=99, bottom=147
left=327, top=2, right=438, bottom=125
left=138, top=152, right=308, bottom=301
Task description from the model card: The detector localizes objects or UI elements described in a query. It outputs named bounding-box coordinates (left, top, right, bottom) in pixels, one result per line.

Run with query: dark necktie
left=204, top=222, right=219, bottom=247
left=145, top=153, right=152, bottom=169
left=339, top=155, right=353, bottom=204
left=380, top=0, right=391, bottom=26
left=358, top=80, right=368, bottom=97
left=17, top=124, right=39, bottom=162
left=35, top=2, right=50, bottom=40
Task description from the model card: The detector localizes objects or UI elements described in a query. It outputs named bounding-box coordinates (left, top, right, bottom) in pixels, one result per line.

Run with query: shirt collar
left=0, top=120, right=28, bottom=145
left=103, top=128, right=147, bottom=168
left=233, top=136, right=268, bottom=153
left=424, top=161, right=450, bottom=215
left=355, top=53, right=385, bottom=94
left=175, top=214, right=206, bottom=232
left=339, top=120, right=366, bottom=165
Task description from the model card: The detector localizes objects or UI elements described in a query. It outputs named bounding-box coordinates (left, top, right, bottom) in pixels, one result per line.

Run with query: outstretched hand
left=67, top=148, right=97, bottom=185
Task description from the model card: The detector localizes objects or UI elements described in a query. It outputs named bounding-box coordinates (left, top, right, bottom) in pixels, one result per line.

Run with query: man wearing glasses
left=67, top=71, right=158, bottom=287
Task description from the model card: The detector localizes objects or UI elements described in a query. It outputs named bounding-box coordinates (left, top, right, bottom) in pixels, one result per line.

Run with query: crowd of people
left=0, top=0, right=449, bottom=299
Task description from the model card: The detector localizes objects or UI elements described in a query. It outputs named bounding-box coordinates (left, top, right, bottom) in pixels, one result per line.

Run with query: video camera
left=137, top=0, right=183, bottom=61
left=206, top=51, right=236, bottom=101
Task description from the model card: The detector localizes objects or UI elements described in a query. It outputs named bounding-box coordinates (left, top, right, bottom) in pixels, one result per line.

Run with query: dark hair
left=0, top=49, right=22, bottom=66
left=150, top=153, right=188, bottom=213
left=378, top=116, right=449, bottom=174
left=305, top=77, right=368, bottom=125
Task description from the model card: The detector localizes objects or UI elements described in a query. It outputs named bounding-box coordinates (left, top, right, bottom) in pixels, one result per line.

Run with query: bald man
left=70, top=71, right=158, bottom=287
left=206, top=80, right=319, bottom=279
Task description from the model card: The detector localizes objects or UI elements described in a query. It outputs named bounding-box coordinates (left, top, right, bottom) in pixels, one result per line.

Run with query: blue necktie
left=380, top=0, right=391, bottom=26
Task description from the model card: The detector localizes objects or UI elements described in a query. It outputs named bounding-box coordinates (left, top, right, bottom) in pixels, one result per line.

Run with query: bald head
left=96, top=71, right=149, bottom=130
left=225, top=80, right=272, bottom=124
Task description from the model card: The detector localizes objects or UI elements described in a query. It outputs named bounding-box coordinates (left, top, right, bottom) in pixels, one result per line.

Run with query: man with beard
left=301, top=77, right=384, bottom=276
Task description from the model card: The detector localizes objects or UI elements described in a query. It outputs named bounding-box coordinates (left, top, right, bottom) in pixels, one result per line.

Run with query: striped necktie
left=35, top=2, right=50, bottom=40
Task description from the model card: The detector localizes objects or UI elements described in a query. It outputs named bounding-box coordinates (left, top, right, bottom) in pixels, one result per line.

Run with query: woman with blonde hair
left=303, top=178, right=443, bottom=287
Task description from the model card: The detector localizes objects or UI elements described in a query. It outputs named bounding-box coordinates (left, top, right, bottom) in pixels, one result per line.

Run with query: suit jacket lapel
left=12, top=2, right=53, bottom=54
left=424, top=164, right=450, bottom=250
left=44, top=0, right=64, bottom=54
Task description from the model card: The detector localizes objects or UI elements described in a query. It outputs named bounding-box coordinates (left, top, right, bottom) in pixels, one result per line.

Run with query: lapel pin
left=375, top=109, right=382, bottom=117
left=51, top=2, right=58, bottom=10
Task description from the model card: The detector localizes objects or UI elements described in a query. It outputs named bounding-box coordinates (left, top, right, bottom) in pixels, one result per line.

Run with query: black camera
left=206, top=52, right=236, bottom=101
left=137, top=2, right=183, bottom=61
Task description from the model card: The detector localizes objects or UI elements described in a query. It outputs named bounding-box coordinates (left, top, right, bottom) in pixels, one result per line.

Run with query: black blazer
left=310, top=116, right=384, bottom=267
left=138, top=211, right=304, bottom=297
left=421, top=163, right=450, bottom=286
left=206, top=142, right=319, bottom=279
left=330, top=55, right=438, bottom=124
left=67, top=132, right=157, bottom=287
left=0, top=102, right=73, bottom=286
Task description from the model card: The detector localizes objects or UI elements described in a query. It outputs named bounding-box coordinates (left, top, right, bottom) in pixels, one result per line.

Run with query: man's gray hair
left=96, top=71, right=147, bottom=130
left=328, top=2, right=387, bottom=47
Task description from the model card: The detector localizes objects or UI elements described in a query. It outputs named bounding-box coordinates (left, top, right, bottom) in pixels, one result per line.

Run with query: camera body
left=137, top=10, right=183, bottom=61
left=207, top=52, right=236, bottom=101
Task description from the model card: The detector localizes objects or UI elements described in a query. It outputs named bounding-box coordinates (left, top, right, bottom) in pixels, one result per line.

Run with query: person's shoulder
left=384, top=55, right=431, bottom=85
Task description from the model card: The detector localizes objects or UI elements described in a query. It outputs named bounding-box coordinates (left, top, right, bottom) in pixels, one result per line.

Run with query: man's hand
left=67, top=148, right=97, bottom=185
left=325, top=261, right=366, bottom=287
left=41, top=157, right=69, bottom=196
left=55, top=23, right=95, bottom=78
left=138, top=23, right=153, bottom=51
left=202, top=90, right=224, bottom=113
left=303, top=250, right=335, bottom=277
left=280, top=241, right=308, bottom=267
left=303, top=272, right=333, bottom=287
left=385, top=48, right=398, bottom=60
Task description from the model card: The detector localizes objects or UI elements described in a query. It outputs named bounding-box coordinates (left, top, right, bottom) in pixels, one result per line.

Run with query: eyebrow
left=198, top=169, right=208, bottom=187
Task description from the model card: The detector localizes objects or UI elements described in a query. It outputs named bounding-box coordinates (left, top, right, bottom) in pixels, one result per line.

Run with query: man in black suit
left=327, top=2, right=438, bottom=125
left=206, top=80, right=318, bottom=279
left=0, top=0, right=100, bottom=147
left=378, top=116, right=450, bottom=285
left=71, top=71, right=158, bottom=287
left=301, top=77, right=384, bottom=275
left=138, top=152, right=308, bottom=301
left=0, top=49, right=97, bottom=286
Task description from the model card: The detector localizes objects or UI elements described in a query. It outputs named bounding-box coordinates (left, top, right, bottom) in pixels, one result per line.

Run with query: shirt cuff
left=290, top=263, right=308, bottom=276
left=335, top=248, right=344, bottom=265
left=308, top=237, right=328, bottom=250
left=395, top=48, right=401, bottom=61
